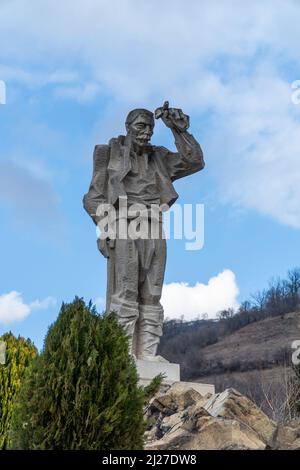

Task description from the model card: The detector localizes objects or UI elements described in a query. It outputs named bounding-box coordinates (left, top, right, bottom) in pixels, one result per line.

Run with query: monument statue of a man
left=83, top=102, right=204, bottom=361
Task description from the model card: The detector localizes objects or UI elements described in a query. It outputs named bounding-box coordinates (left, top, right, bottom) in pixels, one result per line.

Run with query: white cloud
left=0, top=64, right=78, bottom=88
left=2, top=0, right=299, bottom=102
left=1, top=1, right=300, bottom=228
left=0, top=291, right=56, bottom=325
left=161, top=270, right=239, bottom=320
left=203, top=70, right=300, bottom=228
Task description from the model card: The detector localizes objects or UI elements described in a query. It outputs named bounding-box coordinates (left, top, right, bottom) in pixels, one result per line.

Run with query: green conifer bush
left=0, top=333, right=37, bottom=449
left=9, top=298, right=145, bottom=449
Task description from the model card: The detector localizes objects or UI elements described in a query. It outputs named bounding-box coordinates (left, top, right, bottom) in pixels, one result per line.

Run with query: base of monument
left=136, top=358, right=180, bottom=387
left=136, top=358, right=215, bottom=395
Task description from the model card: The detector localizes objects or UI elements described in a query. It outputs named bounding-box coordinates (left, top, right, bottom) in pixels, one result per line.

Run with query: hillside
left=160, top=311, right=300, bottom=420
left=198, top=310, right=300, bottom=374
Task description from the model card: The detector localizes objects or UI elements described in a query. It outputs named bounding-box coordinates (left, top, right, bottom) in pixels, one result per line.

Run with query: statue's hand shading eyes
left=155, top=102, right=190, bottom=133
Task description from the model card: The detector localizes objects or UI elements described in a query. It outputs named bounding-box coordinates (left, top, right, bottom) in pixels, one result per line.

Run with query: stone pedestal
left=136, top=358, right=215, bottom=395
left=136, top=358, right=180, bottom=387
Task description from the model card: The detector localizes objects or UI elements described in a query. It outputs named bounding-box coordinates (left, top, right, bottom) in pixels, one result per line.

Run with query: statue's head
left=125, top=108, right=154, bottom=147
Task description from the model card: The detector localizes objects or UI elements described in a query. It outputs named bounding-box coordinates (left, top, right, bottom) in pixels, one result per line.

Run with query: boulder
left=148, top=394, right=177, bottom=415
left=167, top=381, right=214, bottom=398
left=145, top=416, right=266, bottom=450
left=144, top=425, right=159, bottom=443
left=204, top=388, right=276, bottom=444
left=274, top=420, right=300, bottom=450
left=181, top=404, right=211, bottom=432
left=160, top=412, right=183, bottom=435
left=146, top=428, right=192, bottom=450
left=147, top=386, right=204, bottom=417
left=169, top=388, right=203, bottom=411
left=144, top=385, right=299, bottom=450
left=192, top=417, right=266, bottom=450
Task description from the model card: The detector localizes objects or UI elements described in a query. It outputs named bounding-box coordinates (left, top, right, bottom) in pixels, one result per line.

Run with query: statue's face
left=128, top=114, right=154, bottom=147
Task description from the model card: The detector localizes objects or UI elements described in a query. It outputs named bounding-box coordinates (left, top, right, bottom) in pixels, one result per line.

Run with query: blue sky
left=1, top=0, right=300, bottom=349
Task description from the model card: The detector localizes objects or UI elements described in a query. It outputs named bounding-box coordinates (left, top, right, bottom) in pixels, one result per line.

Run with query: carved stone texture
left=83, top=104, right=204, bottom=360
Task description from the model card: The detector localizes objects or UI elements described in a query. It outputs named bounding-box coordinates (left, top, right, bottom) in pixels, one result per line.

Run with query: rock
left=146, top=428, right=192, bottom=450
left=194, top=418, right=266, bottom=450
left=181, top=404, right=211, bottom=432
left=274, top=424, right=297, bottom=449
left=274, top=420, right=300, bottom=449
left=145, top=416, right=266, bottom=450
left=193, top=418, right=266, bottom=450
left=149, top=394, right=177, bottom=415
left=167, top=381, right=215, bottom=397
left=289, top=439, right=300, bottom=450
left=170, top=388, right=203, bottom=411
left=144, top=425, right=159, bottom=443
left=160, top=412, right=183, bottom=435
left=204, top=388, right=276, bottom=444
left=287, top=418, right=300, bottom=431
left=145, top=385, right=299, bottom=450
left=148, top=386, right=204, bottom=417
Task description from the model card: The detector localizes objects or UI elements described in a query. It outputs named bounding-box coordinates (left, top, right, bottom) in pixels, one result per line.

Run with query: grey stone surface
left=83, top=102, right=204, bottom=359
left=145, top=385, right=300, bottom=450
left=204, top=388, right=277, bottom=445
left=145, top=387, right=276, bottom=450
left=137, top=358, right=180, bottom=386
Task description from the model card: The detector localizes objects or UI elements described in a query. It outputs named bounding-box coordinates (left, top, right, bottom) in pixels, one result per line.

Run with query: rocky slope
left=160, top=311, right=300, bottom=384
left=199, top=311, right=300, bottom=372
left=145, top=383, right=300, bottom=450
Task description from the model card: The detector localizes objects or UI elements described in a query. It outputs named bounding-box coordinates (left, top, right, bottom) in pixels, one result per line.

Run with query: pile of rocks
left=144, top=384, right=300, bottom=450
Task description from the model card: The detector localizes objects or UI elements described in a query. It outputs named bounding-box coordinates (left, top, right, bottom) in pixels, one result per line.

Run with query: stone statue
left=83, top=102, right=204, bottom=361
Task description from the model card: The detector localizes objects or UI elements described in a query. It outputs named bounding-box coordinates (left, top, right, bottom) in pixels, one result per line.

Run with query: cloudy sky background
left=1, top=0, right=300, bottom=347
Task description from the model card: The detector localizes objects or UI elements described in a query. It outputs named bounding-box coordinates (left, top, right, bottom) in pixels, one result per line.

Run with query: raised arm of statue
left=155, top=103, right=205, bottom=181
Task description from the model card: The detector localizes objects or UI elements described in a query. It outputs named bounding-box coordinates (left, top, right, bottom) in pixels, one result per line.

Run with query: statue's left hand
left=97, top=238, right=110, bottom=258
left=157, top=106, right=190, bottom=132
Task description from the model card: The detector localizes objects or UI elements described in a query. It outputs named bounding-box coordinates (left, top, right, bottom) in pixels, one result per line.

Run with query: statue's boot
left=110, top=302, right=139, bottom=356
left=136, top=304, right=164, bottom=360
